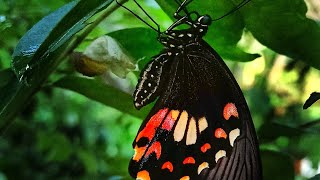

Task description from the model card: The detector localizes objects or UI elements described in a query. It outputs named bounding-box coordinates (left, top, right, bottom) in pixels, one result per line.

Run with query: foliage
left=1, top=0, right=320, bottom=179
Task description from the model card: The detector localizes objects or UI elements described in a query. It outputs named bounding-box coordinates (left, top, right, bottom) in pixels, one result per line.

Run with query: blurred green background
left=1, top=0, right=320, bottom=179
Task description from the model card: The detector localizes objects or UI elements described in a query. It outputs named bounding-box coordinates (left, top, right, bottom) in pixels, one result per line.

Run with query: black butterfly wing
left=134, top=52, right=172, bottom=109
left=129, top=40, right=262, bottom=180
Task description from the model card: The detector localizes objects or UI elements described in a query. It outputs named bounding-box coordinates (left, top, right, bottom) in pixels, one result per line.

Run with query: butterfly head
left=198, top=15, right=212, bottom=26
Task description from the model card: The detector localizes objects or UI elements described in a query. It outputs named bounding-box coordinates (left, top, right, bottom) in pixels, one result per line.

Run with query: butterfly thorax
left=158, top=14, right=212, bottom=53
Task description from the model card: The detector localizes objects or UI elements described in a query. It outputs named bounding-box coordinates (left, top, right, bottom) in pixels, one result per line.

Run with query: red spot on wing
left=136, top=108, right=168, bottom=142
left=215, top=128, right=227, bottom=139
left=201, top=143, right=211, bottom=153
left=161, top=161, right=174, bottom=172
left=223, top=103, right=239, bottom=120
left=183, top=157, right=196, bottom=164
left=145, top=141, right=162, bottom=160
left=161, top=110, right=177, bottom=131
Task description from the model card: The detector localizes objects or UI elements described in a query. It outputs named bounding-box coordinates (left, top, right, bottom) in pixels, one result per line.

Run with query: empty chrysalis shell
left=74, top=35, right=136, bottom=78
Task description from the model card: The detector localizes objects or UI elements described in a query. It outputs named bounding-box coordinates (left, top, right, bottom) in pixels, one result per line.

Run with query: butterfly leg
left=173, top=0, right=193, bottom=18
left=166, top=15, right=192, bottom=32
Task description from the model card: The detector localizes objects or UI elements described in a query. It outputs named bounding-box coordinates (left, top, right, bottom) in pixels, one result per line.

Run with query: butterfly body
left=129, top=5, right=262, bottom=180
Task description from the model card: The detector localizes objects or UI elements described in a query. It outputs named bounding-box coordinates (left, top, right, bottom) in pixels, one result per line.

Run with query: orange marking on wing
left=201, top=143, right=211, bottom=153
left=136, top=108, right=169, bottom=142
left=198, top=162, right=209, bottom=175
left=215, top=128, right=227, bottom=139
left=161, top=161, right=174, bottom=172
left=183, top=157, right=196, bottom=164
left=180, top=176, right=190, bottom=180
left=161, top=110, right=179, bottom=131
left=133, top=145, right=147, bottom=161
left=145, top=141, right=162, bottom=160
left=137, top=170, right=150, bottom=180
left=223, top=103, right=239, bottom=120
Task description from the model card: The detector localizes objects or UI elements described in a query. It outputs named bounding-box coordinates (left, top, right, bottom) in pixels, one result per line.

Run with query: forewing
left=134, top=53, right=171, bottom=109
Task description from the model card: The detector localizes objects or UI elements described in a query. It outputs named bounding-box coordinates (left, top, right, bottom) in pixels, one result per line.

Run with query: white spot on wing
left=198, top=117, right=208, bottom=133
left=229, top=128, right=240, bottom=147
left=215, top=150, right=226, bottom=163
left=186, top=117, right=197, bottom=145
left=174, top=111, right=188, bottom=142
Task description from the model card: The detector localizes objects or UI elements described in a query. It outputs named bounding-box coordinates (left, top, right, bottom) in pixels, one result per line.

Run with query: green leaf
left=108, top=27, right=162, bottom=69
left=77, top=149, right=98, bottom=174
left=12, top=0, right=113, bottom=83
left=241, top=0, right=320, bottom=69
left=310, top=174, right=320, bottom=180
left=294, top=135, right=320, bottom=165
left=258, top=122, right=307, bottom=142
left=53, top=76, right=151, bottom=119
left=156, top=0, right=259, bottom=61
left=0, top=0, right=114, bottom=128
left=261, top=150, right=295, bottom=180
left=37, top=131, right=72, bottom=162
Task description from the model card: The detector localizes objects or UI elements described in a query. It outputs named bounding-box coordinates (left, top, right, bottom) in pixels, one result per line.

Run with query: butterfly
left=127, top=0, right=262, bottom=179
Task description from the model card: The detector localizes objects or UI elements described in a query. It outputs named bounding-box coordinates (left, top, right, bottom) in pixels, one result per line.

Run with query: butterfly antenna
left=132, top=0, right=160, bottom=32
left=212, top=0, right=251, bottom=21
left=115, top=0, right=160, bottom=33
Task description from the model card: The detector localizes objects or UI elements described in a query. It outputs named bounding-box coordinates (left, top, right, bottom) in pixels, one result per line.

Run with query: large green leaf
left=53, top=76, right=151, bottom=119
left=258, top=122, right=308, bottom=142
left=108, top=28, right=161, bottom=61
left=108, top=27, right=162, bottom=69
left=241, top=0, right=320, bottom=69
left=0, top=0, right=113, bottom=128
left=310, top=174, right=320, bottom=180
left=261, top=150, right=295, bottom=180
left=156, top=0, right=259, bottom=62
left=12, top=0, right=113, bottom=83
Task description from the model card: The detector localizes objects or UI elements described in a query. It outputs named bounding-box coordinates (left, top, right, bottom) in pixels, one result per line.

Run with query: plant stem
left=63, top=0, right=128, bottom=57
